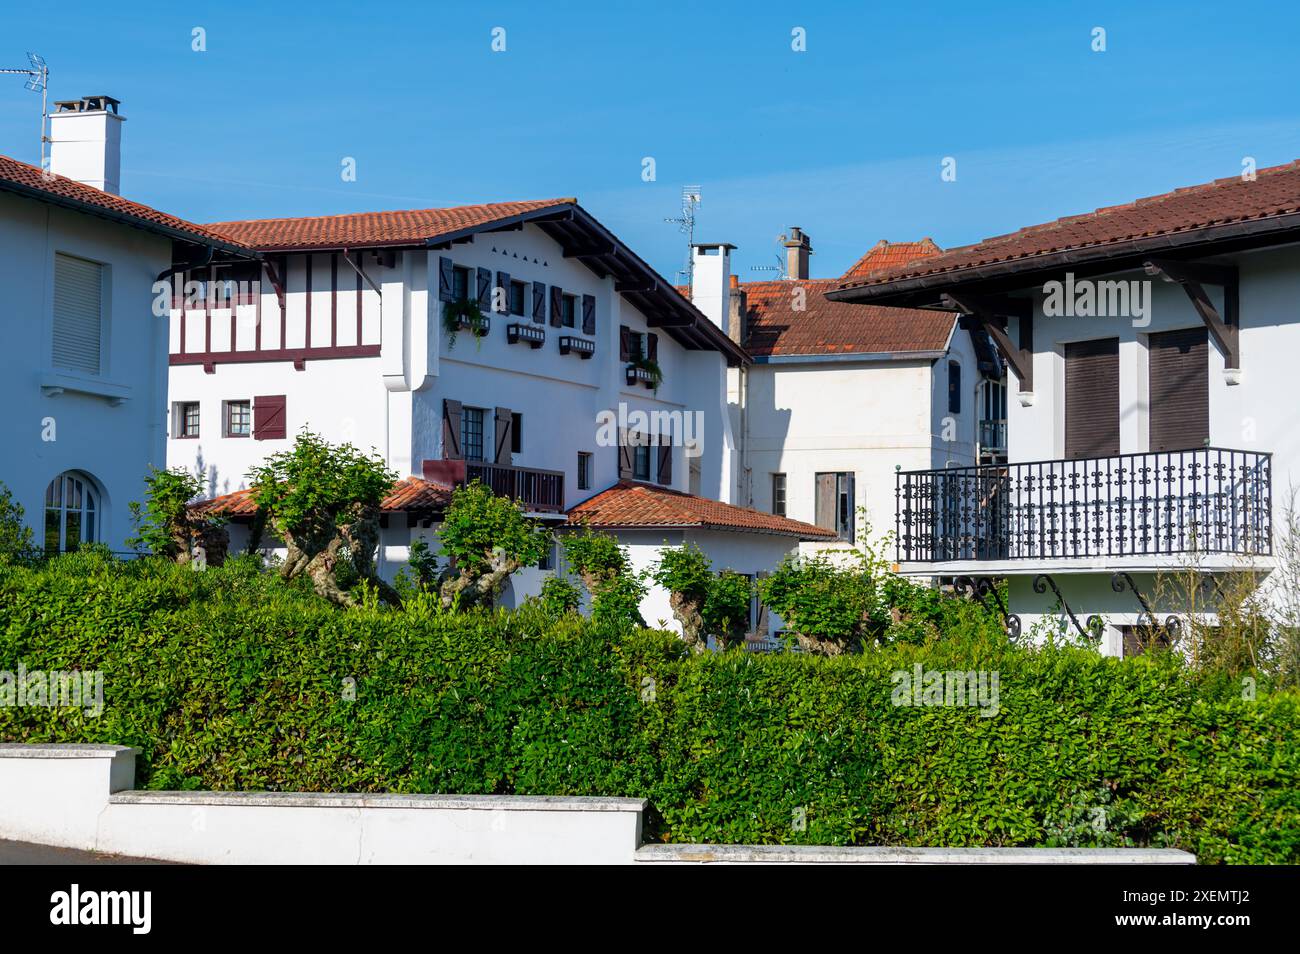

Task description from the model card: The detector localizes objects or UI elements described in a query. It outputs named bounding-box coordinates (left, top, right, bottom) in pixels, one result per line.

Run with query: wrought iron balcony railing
left=896, top=447, right=1272, bottom=563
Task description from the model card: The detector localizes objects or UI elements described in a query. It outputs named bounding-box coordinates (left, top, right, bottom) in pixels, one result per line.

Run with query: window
left=511, top=412, right=523, bottom=454
left=815, top=472, right=855, bottom=543
left=577, top=452, right=592, bottom=491
left=947, top=360, right=962, bottom=415
left=629, top=330, right=645, bottom=360
left=224, top=400, right=251, bottom=438
left=509, top=280, right=526, bottom=316
left=633, top=441, right=651, bottom=481
left=451, top=265, right=470, bottom=301
left=44, top=472, right=97, bottom=554
left=175, top=401, right=200, bottom=439
left=461, top=406, right=485, bottom=461
left=52, top=253, right=104, bottom=375
left=561, top=294, right=577, bottom=328
left=772, top=473, right=787, bottom=517
left=538, top=537, right=556, bottom=571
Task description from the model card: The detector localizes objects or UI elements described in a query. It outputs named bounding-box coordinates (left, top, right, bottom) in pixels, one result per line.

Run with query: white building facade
left=0, top=96, right=250, bottom=555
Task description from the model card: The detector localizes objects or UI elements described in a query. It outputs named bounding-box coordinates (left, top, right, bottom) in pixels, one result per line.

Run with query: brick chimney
left=782, top=227, right=812, bottom=280
left=48, top=95, right=124, bottom=194
left=727, top=274, right=747, bottom=346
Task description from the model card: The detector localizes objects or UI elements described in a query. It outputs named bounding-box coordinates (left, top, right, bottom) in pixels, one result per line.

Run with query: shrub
left=0, top=555, right=1296, bottom=863
left=128, top=467, right=228, bottom=566
left=0, top=482, right=37, bottom=565
left=562, top=527, right=646, bottom=630
left=652, top=544, right=753, bottom=651
left=435, top=481, right=550, bottom=610
left=758, top=552, right=883, bottom=654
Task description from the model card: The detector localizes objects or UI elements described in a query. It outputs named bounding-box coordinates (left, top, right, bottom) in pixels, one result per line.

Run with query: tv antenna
left=664, top=185, right=701, bottom=290
left=1, top=52, right=49, bottom=166
left=749, top=235, right=789, bottom=279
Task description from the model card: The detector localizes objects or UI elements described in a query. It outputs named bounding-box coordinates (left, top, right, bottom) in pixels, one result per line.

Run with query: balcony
left=978, top=418, right=1007, bottom=455
left=896, top=447, right=1272, bottom=567
left=422, top=459, right=566, bottom=513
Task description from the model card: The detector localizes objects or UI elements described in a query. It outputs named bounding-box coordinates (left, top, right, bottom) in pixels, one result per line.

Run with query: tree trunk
left=795, top=632, right=848, bottom=656
left=439, top=549, right=523, bottom=610
left=669, top=590, right=707, bottom=653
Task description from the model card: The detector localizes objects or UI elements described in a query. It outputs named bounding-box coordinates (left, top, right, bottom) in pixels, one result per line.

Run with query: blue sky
left=3, top=1, right=1298, bottom=282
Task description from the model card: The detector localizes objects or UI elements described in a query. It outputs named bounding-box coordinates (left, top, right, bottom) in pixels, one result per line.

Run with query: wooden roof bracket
left=944, top=292, right=1033, bottom=393
left=1143, top=259, right=1240, bottom=370
left=263, top=257, right=287, bottom=313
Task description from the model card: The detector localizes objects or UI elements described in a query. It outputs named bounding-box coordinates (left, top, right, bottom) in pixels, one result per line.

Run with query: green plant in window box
left=626, top=355, right=663, bottom=390
left=443, top=298, right=489, bottom=351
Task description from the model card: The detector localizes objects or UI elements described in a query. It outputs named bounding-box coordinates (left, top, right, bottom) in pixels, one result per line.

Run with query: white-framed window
left=44, top=471, right=98, bottom=554
left=224, top=399, right=251, bottom=437
left=52, top=252, right=105, bottom=375
left=577, top=451, right=592, bottom=491
left=461, top=406, right=485, bottom=461
left=633, top=442, right=651, bottom=481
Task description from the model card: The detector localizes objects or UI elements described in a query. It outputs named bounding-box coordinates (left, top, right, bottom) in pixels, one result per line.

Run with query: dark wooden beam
left=263, top=258, right=287, bottom=313
left=616, top=279, right=657, bottom=293
left=564, top=243, right=617, bottom=259
left=1143, top=259, right=1240, bottom=369
left=943, top=293, right=1033, bottom=392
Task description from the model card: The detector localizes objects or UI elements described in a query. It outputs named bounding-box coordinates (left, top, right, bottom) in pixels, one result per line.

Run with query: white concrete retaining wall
left=0, top=745, right=1197, bottom=864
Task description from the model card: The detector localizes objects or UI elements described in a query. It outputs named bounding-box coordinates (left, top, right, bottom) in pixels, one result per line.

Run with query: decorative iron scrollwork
left=1033, top=573, right=1092, bottom=639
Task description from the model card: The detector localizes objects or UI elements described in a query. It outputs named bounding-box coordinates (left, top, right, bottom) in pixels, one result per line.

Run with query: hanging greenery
left=443, top=298, right=489, bottom=350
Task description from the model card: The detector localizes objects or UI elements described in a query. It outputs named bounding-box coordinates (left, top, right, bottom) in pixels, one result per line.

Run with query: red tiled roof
left=567, top=481, right=837, bottom=539
left=836, top=160, right=1300, bottom=293
left=842, top=238, right=942, bottom=279
left=192, top=476, right=452, bottom=517
left=205, top=199, right=576, bottom=251
left=0, top=153, right=250, bottom=252
left=740, top=278, right=954, bottom=357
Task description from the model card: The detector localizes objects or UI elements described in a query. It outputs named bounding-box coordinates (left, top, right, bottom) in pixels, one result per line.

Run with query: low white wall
left=0, top=745, right=1198, bottom=864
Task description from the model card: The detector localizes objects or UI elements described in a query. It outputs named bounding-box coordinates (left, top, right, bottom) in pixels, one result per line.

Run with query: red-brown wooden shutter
left=657, top=438, right=672, bottom=485
left=619, top=325, right=631, bottom=361
left=252, top=395, right=286, bottom=441
left=549, top=286, right=563, bottom=328
left=494, top=407, right=513, bottom=463
left=581, top=293, right=596, bottom=336
left=532, top=281, right=546, bottom=324
left=442, top=399, right=463, bottom=460
left=647, top=333, right=658, bottom=363
left=617, top=431, right=633, bottom=479
left=1148, top=327, right=1209, bottom=452
left=476, top=267, right=492, bottom=311
left=814, top=473, right=837, bottom=530
left=438, top=257, right=454, bottom=302
left=1064, top=338, right=1120, bottom=459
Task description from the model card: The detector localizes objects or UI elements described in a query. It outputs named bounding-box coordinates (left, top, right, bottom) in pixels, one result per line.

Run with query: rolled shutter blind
left=1148, top=327, right=1209, bottom=452
left=1064, top=338, right=1120, bottom=459
left=53, top=253, right=103, bottom=374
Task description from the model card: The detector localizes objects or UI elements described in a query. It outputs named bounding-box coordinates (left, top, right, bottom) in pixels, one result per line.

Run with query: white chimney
left=690, top=242, right=735, bottom=333
left=48, top=95, right=124, bottom=194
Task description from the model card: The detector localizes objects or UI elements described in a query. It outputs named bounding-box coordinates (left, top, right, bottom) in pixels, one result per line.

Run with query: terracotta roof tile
left=205, top=199, right=576, bottom=251
left=740, top=278, right=954, bottom=357
left=192, top=476, right=452, bottom=518
left=0, top=153, right=251, bottom=252
left=837, top=160, right=1300, bottom=291
left=567, top=481, right=837, bottom=539
left=841, top=238, right=942, bottom=279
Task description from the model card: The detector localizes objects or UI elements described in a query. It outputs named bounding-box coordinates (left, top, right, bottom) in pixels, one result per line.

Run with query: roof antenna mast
left=664, top=185, right=701, bottom=291
left=1, top=52, right=49, bottom=166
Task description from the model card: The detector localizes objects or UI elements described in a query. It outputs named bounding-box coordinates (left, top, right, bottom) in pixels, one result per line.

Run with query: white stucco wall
left=0, top=191, right=173, bottom=552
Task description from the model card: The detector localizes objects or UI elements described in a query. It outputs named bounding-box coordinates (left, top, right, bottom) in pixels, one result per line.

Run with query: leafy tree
left=704, top=570, right=754, bottom=651
left=536, top=575, right=582, bottom=618
left=435, top=480, right=550, bottom=610
left=653, top=543, right=755, bottom=651
left=758, top=552, right=882, bottom=655
left=0, top=482, right=37, bottom=565
left=561, top=526, right=646, bottom=629
left=248, top=431, right=399, bottom=607
left=128, top=467, right=228, bottom=566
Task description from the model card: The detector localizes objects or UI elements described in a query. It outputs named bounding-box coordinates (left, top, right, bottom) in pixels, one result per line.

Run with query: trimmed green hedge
left=1, top=552, right=1297, bottom=863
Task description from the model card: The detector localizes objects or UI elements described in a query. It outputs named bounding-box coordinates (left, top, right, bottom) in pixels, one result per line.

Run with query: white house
left=829, top=161, right=1300, bottom=656
left=169, top=199, right=834, bottom=625
left=0, top=95, right=251, bottom=555
left=697, top=228, right=1003, bottom=554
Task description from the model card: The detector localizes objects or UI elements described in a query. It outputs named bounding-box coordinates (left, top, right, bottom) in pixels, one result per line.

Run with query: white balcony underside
left=897, top=553, right=1277, bottom=576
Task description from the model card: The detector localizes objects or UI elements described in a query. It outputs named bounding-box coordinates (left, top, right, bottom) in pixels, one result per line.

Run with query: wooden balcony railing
left=465, top=460, right=565, bottom=513
left=896, top=447, right=1272, bottom=563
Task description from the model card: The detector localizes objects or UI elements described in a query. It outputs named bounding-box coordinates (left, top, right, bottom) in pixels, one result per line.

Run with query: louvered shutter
left=476, top=267, right=492, bottom=311
left=550, top=286, right=563, bottom=328
left=814, top=474, right=837, bottom=530
left=1064, top=338, right=1120, bottom=459
left=619, top=325, right=631, bottom=361
left=657, top=439, right=672, bottom=485
left=618, top=432, right=634, bottom=479
left=497, top=271, right=511, bottom=314
left=647, top=333, right=658, bottom=363
left=581, top=294, right=596, bottom=336
left=52, top=253, right=103, bottom=375
left=438, top=257, right=454, bottom=303
left=252, top=395, right=286, bottom=441
left=442, top=399, right=463, bottom=460
left=1148, top=328, right=1209, bottom=452
left=494, top=407, right=513, bottom=463
left=532, top=281, right=546, bottom=324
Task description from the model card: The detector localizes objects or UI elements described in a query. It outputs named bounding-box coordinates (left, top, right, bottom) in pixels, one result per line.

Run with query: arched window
left=44, top=472, right=98, bottom=554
